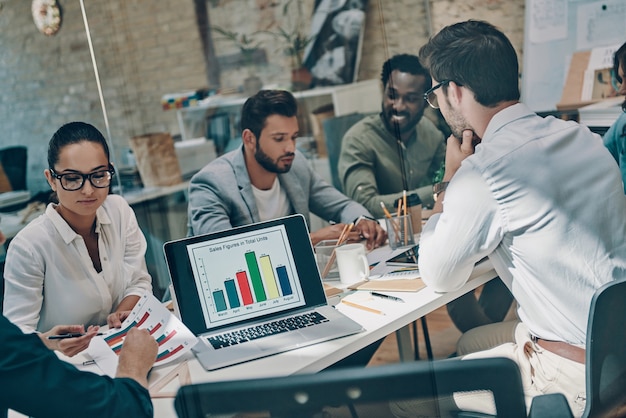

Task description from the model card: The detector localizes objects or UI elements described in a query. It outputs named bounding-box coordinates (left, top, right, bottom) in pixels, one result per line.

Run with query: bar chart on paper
left=98, top=292, right=196, bottom=365
left=186, top=225, right=306, bottom=327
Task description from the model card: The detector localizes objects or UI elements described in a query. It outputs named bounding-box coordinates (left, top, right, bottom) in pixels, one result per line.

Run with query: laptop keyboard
left=207, top=311, right=329, bottom=350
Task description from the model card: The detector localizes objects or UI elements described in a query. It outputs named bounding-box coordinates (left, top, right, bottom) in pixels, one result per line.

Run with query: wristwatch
left=433, top=181, right=449, bottom=202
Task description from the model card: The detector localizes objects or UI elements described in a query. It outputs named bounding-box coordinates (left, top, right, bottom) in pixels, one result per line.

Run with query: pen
left=47, top=332, right=103, bottom=340
left=371, top=292, right=405, bottom=303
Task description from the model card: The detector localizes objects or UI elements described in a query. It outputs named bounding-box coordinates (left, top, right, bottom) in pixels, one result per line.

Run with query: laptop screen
left=165, top=215, right=328, bottom=335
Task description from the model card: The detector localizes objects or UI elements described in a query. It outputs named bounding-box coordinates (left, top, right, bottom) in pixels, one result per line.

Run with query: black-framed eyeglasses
left=424, top=80, right=451, bottom=109
left=49, top=167, right=115, bottom=191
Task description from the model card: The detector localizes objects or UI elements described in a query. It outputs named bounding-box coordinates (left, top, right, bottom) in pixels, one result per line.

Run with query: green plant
left=211, top=25, right=261, bottom=67
left=263, top=0, right=314, bottom=69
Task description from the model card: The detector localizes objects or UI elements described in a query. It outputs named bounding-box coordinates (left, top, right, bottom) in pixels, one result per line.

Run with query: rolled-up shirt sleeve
left=419, top=167, right=503, bottom=292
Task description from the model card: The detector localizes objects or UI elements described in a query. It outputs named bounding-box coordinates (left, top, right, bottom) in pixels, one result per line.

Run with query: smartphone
left=386, top=244, right=419, bottom=267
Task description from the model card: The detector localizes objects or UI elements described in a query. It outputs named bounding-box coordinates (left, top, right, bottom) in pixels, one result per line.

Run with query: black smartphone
left=386, top=244, right=419, bottom=267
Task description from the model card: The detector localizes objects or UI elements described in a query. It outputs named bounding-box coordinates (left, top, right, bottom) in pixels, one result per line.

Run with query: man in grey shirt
left=338, top=54, right=445, bottom=217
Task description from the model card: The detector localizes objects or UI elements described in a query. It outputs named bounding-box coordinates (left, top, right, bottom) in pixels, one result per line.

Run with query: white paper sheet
left=87, top=292, right=197, bottom=377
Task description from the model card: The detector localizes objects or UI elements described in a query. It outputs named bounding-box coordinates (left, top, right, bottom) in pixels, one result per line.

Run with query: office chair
left=175, top=357, right=531, bottom=418
left=529, top=279, right=626, bottom=418
left=322, top=112, right=368, bottom=192
left=0, top=146, right=27, bottom=191
left=581, top=278, right=626, bottom=417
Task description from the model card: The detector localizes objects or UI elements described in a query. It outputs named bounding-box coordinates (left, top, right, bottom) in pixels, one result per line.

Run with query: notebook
left=164, top=214, right=364, bottom=371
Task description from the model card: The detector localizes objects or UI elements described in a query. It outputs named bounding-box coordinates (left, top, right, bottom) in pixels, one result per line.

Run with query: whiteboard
left=522, top=0, right=626, bottom=111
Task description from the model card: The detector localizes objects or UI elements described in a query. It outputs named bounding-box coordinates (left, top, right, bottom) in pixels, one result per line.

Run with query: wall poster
left=303, top=0, right=368, bottom=87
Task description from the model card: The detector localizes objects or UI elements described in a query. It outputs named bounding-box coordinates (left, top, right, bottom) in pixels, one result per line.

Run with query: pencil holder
left=385, top=214, right=415, bottom=250
left=315, top=239, right=339, bottom=280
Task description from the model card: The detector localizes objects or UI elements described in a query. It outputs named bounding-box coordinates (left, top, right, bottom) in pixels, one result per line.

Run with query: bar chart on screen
left=185, top=225, right=307, bottom=327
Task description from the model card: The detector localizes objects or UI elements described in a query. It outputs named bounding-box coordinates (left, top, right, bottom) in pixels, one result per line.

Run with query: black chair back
left=175, top=357, right=527, bottom=418
left=583, top=279, right=626, bottom=417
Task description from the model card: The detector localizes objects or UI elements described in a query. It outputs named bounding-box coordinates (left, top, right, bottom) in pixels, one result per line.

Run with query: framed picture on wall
left=303, top=0, right=368, bottom=87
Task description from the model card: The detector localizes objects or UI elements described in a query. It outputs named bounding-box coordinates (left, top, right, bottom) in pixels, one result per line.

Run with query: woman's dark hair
left=240, top=90, right=298, bottom=141
left=48, top=121, right=111, bottom=169
left=613, top=41, right=626, bottom=112
left=419, top=20, right=520, bottom=108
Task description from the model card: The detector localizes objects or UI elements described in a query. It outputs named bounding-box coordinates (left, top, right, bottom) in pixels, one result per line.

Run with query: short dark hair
left=613, top=41, right=626, bottom=112
left=48, top=121, right=110, bottom=169
left=418, top=20, right=520, bottom=107
left=380, top=54, right=431, bottom=90
left=240, top=90, right=298, bottom=140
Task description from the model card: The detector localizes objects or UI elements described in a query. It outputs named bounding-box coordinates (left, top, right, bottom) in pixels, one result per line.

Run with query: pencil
left=396, top=198, right=402, bottom=217
left=321, top=223, right=353, bottom=278
left=341, top=299, right=385, bottom=315
left=403, top=190, right=408, bottom=245
left=380, top=202, right=400, bottom=237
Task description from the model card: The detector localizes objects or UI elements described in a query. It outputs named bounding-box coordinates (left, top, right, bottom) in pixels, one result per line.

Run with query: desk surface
left=149, top=259, right=497, bottom=418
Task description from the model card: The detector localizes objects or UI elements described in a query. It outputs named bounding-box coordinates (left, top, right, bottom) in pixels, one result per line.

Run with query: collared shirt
left=3, top=194, right=152, bottom=333
left=419, top=103, right=626, bottom=346
left=338, top=113, right=445, bottom=217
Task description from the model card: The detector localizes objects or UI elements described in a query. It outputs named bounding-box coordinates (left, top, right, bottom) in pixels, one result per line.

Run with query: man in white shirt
left=391, top=20, right=626, bottom=417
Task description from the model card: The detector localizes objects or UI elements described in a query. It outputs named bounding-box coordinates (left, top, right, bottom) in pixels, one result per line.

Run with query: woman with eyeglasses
left=603, top=41, right=626, bottom=194
left=3, top=122, right=152, bottom=355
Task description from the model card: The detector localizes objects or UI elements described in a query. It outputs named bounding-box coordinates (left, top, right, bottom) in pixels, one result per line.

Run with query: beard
left=254, top=145, right=294, bottom=174
left=382, top=105, right=424, bottom=138
left=442, top=99, right=472, bottom=141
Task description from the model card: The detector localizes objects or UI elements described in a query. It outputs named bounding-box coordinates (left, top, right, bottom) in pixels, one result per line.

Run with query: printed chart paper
left=87, top=292, right=197, bottom=376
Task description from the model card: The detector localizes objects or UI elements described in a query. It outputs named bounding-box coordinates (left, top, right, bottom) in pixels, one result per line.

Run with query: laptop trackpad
left=256, top=332, right=304, bottom=352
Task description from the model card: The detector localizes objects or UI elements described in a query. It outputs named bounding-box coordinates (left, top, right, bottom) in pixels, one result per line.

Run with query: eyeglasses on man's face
left=49, top=168, right=115, bottom=191
left=424, top=80, right=451, bottom=109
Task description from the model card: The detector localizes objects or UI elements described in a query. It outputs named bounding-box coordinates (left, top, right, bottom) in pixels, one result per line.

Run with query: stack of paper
left=578, top=96, right=623, bottom=128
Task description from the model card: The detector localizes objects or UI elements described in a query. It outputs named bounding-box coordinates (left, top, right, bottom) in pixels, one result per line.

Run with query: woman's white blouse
left=3, top=194, right=152, bottom=333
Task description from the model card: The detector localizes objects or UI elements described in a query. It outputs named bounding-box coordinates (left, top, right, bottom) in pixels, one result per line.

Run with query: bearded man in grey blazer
left=188, top=89, right=386, bottom=250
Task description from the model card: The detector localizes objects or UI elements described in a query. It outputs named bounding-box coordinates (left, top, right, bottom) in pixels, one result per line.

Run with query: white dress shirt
left=419, top=103, right=626, bottom=346
left=3, top=194, right=152, bottom=333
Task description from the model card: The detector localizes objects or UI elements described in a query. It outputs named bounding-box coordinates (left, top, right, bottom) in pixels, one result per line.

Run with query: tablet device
left=386, top=244, right=419, bottom=267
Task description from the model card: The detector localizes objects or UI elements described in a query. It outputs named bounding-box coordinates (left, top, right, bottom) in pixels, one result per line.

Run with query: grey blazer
left=187, top=147, right=371, bottom=236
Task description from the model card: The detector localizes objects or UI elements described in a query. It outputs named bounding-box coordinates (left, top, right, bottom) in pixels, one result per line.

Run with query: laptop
left=164, top=214, right=364, bottom=371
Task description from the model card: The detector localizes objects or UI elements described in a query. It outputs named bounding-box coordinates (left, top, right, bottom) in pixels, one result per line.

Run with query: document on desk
left=87, top=291, right=197, bottom=377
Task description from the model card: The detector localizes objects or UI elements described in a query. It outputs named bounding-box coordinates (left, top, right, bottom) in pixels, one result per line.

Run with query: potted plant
left=263, top=0, right=314, bottom=91
left=211, top=25, right=264, bottom=95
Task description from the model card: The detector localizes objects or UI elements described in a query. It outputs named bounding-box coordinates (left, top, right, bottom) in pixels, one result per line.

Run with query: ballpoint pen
left=47, top=332, right=104, bottom=340
left=371, top=292, right=405, bottom=303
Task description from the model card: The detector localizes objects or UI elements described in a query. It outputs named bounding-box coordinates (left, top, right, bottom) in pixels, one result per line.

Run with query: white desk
left=150, top=259, right=498, bottom=418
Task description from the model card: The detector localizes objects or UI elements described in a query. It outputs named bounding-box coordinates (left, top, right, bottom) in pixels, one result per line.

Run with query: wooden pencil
left=321, top=223, right=353, bottom=278
left=341, top=299, right=385, bottom=315
left=380, top=201, right=400, bottom=237
left=403, top=190, right=408, bottom=245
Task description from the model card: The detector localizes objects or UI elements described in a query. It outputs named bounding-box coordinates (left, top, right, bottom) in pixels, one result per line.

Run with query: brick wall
left=0, top=0, right=524, bottom=193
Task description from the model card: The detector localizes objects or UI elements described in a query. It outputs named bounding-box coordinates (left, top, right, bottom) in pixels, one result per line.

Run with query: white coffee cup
left=335, top=243, right=370, bottom=285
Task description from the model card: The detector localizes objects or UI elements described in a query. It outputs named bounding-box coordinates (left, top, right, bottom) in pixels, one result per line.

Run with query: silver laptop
left=164, top=214, right=364, bottom=371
